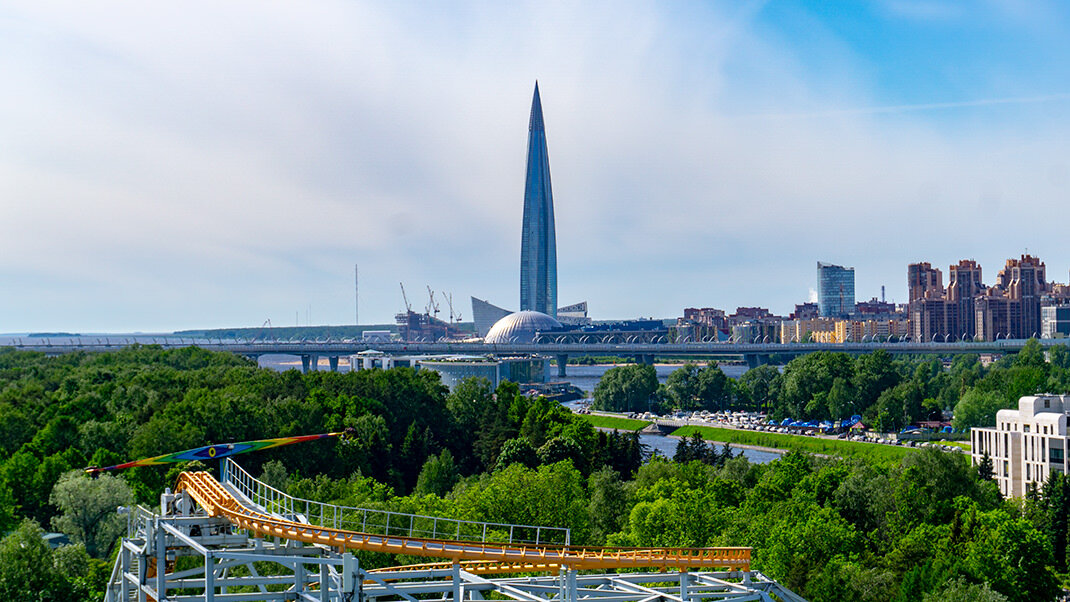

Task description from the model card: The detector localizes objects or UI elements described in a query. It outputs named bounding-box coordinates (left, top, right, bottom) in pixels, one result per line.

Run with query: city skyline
left=3, top=2, right=1070, bottom=332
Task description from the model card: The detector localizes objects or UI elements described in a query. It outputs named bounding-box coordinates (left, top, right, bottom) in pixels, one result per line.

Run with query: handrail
left=177, top=469, right=751, bottom=573
left=223, top=458, right=570, bottom=546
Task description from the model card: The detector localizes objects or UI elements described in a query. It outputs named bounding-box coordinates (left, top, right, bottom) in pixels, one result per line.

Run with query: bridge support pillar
left=635, top=354, right=655, bottom=366
left=556, top=354, right=568, bottom=378
left=329, top=356, right=339, bottom=372
left=301, top=355, right=311, bottom=373
left=309, top=354, right=319, bottom=372
left=744, top=354, right=766, bottom=370
left=680, top=571, right=691, bottom=602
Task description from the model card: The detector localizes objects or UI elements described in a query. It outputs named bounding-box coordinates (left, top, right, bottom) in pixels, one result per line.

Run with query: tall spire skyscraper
left=520, top=81, right=557, bottom=317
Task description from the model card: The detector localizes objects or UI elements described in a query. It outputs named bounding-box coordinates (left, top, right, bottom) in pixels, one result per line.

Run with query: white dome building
left=483, top=311, right=562, bottom=344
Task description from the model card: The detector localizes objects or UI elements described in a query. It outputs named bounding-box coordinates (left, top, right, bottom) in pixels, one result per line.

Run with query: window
left=1052, top=447, right=1064, bottom=463
left=1025, top=425, right=1031, bottom=433
left=1045, top=399, right=1051, bottom=408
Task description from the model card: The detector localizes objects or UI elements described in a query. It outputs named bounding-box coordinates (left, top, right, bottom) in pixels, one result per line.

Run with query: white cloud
left=0, top=1, right=1069, bottom=330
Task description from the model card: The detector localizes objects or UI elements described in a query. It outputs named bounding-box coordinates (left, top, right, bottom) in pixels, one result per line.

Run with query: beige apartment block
left=971, top=395, right=1068, bottom=497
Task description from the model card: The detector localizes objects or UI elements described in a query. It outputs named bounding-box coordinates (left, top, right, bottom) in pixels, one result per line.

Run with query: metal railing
left=223, top=458, right=570, bottom=545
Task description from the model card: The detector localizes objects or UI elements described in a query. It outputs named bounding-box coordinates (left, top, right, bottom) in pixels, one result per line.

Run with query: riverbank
left=580, top=414, right=652, bottom=431
left=665, top=431, right=789, bottom=457
left=673, top=425, right=913, bottom=462
left=575, top=411, right=918, bottom=463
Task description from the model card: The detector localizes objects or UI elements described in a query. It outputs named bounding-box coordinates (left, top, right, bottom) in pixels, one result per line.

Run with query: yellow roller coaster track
left=176, top=471, right=751, bottom=574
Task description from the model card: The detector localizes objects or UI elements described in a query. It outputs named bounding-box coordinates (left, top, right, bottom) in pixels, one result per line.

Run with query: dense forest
left=593, top=340, right=1070, bottom=433
left=0, top=345, right=1068, bottom=601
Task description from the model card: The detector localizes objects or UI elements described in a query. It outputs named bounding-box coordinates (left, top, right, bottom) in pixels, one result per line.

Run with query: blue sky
left=1, top=1, right=1070, bottom=331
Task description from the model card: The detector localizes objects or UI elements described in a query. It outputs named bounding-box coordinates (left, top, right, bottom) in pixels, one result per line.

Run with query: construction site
left=395, top=284, right=472, bottom=342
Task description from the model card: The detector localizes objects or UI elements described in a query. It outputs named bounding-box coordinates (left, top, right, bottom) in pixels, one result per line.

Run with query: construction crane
left=445, top=292, right=462, bottom=323
left=399, top=282, right=412, bottom=313
left=251, top=319, right=273, bottom=343
left=426, top=286, right=440, bottom=318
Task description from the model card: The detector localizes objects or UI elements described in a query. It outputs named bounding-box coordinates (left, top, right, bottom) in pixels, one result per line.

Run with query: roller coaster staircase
left=104, top=458, right=805, bottom=602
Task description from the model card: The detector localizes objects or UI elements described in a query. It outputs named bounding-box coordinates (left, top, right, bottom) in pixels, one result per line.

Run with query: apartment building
left=971, top=395, right=1069, bottom=497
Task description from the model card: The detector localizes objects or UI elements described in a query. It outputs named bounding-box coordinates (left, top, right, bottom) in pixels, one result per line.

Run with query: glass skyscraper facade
left=520, top=82, right=557, bottom=317
left=817, top=262, right=855, bottom=318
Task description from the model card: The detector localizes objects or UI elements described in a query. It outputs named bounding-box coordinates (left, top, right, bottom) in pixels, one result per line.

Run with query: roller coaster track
left=175, top=463, right=751, bottom=574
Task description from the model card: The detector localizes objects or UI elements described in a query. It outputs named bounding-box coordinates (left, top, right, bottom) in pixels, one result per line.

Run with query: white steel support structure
left=104, top=460, right=804, bottom=601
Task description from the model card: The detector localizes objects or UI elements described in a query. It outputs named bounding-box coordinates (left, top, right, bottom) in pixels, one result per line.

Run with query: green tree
left=977, top=452, right=994, bottom=481
left=587, top=467, right=628, bottom=543
left=0, top=520, right=78, bottom=601
left=452, top=461, right=589, bottom=543
left=537, top=437, right=585, bottom=469
left=894, top=449, right=981, bottom=528
left=695, top=365, right=734, bottom=411
left=775, top=352, right=855, bottom=420
left=260, top=460, right=289, bottom=491
left=1048, top=344, right=1070, bottom=370
left=592, top=364, right=658, bottom=413
left=1015, top=338, right=1046, bottom=368
left=617, top=477, right=732, bottom=547
left=736, top=365, right=779, bottom=412
left=758, top=504, right=862, bottom=594
left=852, top=350, right=902, bottom=414
left=952, top=389, right=1009, bottom=431
left=673, top=433, right=703, bottom=464
left=495, top=438, right=538, bottom=470
left=415, top=449, right=459, bottom=497
left=827, top=377, right=855, bottom=420
left=922, top=577, right=1007, bottom=602
left=49, top=470, right=133, bottom=559
left=663, top=364, right=702, bottom=410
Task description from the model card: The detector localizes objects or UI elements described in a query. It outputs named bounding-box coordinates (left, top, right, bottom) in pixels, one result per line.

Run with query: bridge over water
left=6, top=337, right=1062, bottom=374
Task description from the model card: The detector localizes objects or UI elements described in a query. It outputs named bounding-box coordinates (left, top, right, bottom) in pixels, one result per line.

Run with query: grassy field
left=672, top=425, right=916, bottom=463
left=578, top=414, right=652, bottom=431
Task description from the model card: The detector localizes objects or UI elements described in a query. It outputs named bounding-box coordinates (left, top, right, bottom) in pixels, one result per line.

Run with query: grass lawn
left=578, top=414, right=652, bottom=431
left=672, top=425, right=915, bottom=463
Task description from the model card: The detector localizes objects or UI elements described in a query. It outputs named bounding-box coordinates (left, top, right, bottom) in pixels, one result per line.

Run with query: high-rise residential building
left=817, top=262, right=855, bottom=318
left=791, top=302, right=820, bottom=320
left=946, top=260, right=983, bottom=340
left=907, top=262, right=946, bottom=341
left=1001, top=255, right=1047, bottom=338
left=908, top=262, right=943, bottom=303
left=975, top=289, right=1017, bottom=341
left=520, top=82, right=557, bottom=317
left=911, top=297, right=947, bottom=342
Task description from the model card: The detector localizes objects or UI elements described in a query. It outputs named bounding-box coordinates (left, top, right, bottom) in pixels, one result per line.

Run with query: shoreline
left=591, top=424, right=787, bottom=457
left=665, top=433, right=787, bottom=456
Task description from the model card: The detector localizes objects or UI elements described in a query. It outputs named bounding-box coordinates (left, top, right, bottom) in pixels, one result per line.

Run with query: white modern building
left=971, top=394, right=1069, bottom=497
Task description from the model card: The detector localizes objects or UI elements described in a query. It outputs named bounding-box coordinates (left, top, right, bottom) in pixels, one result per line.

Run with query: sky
left=2, top=1, right=1070, bottom=332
